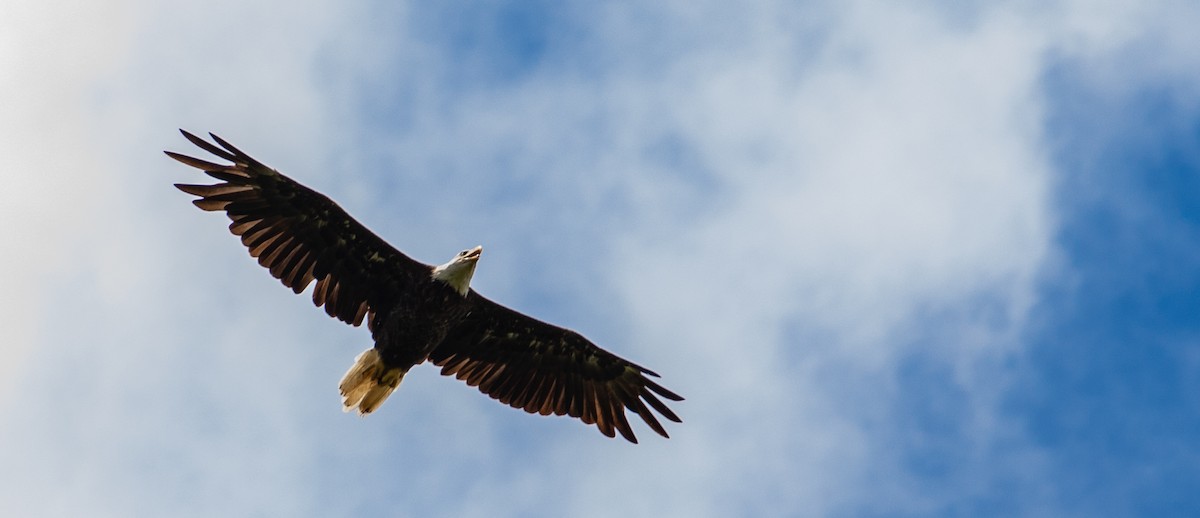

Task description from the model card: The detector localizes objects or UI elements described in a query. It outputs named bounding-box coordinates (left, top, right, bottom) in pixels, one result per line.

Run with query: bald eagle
left=167, top=130, right=681, bottom=443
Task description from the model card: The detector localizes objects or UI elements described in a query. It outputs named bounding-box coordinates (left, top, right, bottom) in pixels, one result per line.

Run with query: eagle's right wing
left=167, top=130, right=430, bottom=331
left=429, top=292, right=683, bottom=443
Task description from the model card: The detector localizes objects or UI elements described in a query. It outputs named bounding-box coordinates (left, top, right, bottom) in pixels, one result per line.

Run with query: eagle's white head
left=432, top=245, right=482, bottom=296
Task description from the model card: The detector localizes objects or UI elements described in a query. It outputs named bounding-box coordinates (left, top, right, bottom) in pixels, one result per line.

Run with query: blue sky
left=2, top=1, right=1199, bottom=517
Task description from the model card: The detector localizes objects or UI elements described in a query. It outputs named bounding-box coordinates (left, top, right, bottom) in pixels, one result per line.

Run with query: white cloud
left=0, top=0, right=137, bottom=406
left=3, top=1, right=1200, bottom=517
left=600, top=5, right=1055, bottom=513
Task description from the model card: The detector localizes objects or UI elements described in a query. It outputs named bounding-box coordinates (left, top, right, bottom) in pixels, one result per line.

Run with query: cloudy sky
left=3, top=1, right=1200, bottom=516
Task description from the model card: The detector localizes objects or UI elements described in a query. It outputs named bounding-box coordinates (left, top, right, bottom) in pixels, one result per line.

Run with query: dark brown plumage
left=167, top=130, right=682, bottom=443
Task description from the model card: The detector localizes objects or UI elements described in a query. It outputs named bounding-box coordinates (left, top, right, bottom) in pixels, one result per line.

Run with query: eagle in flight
left=167, top=130, right=681, bottom=443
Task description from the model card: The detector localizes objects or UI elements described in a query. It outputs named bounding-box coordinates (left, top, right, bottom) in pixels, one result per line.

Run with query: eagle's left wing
left=167, top=130, right=432, bottom=332
left=429, top=292, right=683, bottom=443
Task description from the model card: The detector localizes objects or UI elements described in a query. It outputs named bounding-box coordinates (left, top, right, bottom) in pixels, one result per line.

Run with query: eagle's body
left=167, top=130, right=681, bottom=443
left=341, top=259, right=477, bottom=414
left=374, top=273, right=472, bottom=367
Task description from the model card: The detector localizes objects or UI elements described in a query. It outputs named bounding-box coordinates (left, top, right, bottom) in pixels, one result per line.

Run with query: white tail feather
left=339, top=349, right=405, bottom=415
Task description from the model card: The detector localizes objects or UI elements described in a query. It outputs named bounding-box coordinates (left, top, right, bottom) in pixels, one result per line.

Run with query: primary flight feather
left=167, top=130, right=682, bottom=443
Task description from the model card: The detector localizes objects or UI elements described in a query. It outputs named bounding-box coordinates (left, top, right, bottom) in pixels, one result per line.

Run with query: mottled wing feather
left=167, top=130, right=431, bottom=329
left=430, top=292, right=683, bottom=443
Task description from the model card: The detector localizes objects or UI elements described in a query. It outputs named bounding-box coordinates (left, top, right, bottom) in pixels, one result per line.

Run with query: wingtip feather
left=641, top=390, right=682, bottom=424
left=209, top=132, right=250, bottom=159
left=645, top=379, right=684, bottom=401
left=178, top=129, right=238, bottom=162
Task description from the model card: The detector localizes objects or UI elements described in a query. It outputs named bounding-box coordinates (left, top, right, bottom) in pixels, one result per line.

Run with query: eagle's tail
left=339, top=348, right=406, bottom=415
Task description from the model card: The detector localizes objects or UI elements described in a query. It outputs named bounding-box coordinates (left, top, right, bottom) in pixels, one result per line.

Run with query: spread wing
left=429, top=292, right=683, bottom=443
left=167, top=130, right=431, bottom=330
